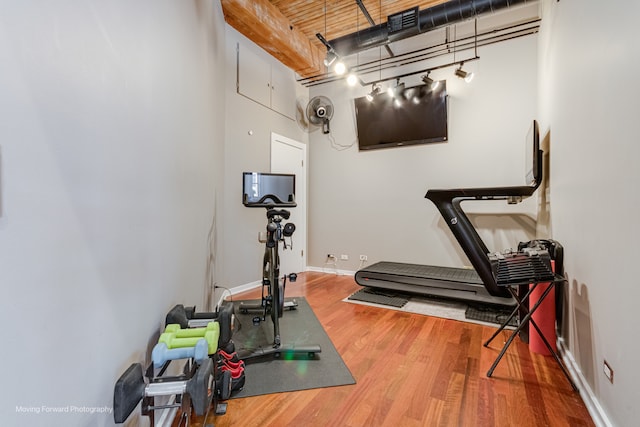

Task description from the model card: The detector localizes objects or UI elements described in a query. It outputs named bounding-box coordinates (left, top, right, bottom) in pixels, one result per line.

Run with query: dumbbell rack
left=142, top=359, right=202, bottom=425
left=114, top=314, right=234, bottom=425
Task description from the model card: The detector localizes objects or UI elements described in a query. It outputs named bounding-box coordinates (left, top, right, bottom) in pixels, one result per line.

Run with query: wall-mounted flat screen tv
left=525, top=119, right=541, bottom=185
left=354, top=81, right=448, bottom=150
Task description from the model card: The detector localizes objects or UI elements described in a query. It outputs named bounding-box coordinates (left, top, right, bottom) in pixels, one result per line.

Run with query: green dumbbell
left=158, top=329, right=219, bottom=355
left=164, top=321, right=219, bottom=338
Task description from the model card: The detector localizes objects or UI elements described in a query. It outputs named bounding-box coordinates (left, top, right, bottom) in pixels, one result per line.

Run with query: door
left=270, top=133, right=306, bottom=275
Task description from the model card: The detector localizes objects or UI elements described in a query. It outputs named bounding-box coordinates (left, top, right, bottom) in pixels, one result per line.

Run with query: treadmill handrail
left=424, top=183, right=540, bottom=200
left=425, top=148, right=543, bottom=298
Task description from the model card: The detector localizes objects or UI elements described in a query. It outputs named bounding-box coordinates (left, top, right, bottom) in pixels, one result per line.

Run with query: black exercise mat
left=348, top=287, right=409, bottom=308
left=231, top=297, right=355, bottom=398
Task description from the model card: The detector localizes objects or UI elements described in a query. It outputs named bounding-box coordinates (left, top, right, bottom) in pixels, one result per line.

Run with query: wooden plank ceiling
left=221, top=0, right=448, bottom=78
left=271, top=0, right=448, bottom=45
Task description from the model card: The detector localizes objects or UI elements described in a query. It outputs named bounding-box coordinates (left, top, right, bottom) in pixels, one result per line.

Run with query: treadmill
left=355, top=120, right=543, bottom=306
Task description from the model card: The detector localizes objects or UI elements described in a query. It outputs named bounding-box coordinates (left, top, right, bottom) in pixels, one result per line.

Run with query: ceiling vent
left=387, top=7, right=420, bottom=37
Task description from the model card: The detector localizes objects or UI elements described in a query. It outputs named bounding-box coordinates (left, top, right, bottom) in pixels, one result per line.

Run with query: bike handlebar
left=243, top=193, right=297, bottom=208
left=267, top=209, right=290, bottom=220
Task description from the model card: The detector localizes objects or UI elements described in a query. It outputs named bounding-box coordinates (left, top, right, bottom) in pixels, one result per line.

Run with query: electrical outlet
left=359, top=255, right=368, bottom=261
left=603, top=360, right=614, bottom=384
left=340, top=254, right=349, bottom=261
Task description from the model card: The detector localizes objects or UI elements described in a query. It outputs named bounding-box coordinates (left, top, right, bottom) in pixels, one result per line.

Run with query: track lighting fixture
left=334, top=61, right=347, bottom=75
left=421, top=72, right=440, bottom=90
left=396, top=82, right=405, bottom=95
left=421, top=73, right=434, bottom=86
left=324, top=50, right=338, bottom=67
left=317, top=33, right=340, bottom=69
left=454, top=63, right=475, bottom=83
left=366, top=84, right=381, bottom=102
left=387, top=79, right=405, bottom=98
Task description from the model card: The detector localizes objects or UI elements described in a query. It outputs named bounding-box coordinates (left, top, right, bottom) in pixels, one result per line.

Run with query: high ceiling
left=220, top=0, right=538, bottom=81
left=221, top=0, right=451, bottom=78
left=269, top=0, right=449, bottom=52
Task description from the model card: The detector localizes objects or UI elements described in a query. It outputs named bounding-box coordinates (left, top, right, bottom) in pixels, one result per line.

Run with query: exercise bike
left=240, top=182, right=321, bottom=361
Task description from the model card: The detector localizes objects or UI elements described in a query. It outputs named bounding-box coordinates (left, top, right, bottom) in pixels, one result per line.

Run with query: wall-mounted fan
left=306, top=96, right=334, bottom=134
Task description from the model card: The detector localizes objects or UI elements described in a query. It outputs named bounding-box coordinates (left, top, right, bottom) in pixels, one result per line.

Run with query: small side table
left=483, top=250, right=577, bottom=391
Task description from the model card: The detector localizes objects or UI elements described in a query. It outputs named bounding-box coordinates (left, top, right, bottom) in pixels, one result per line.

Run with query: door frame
left=270, top=132, right=307, bottom=272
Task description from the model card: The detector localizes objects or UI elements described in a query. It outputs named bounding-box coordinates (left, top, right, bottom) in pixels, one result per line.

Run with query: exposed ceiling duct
left=328, top=0, right=533, bottom=58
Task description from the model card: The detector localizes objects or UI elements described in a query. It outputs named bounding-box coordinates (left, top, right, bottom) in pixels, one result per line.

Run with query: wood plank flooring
left=189, top=272, right=593, bottom=427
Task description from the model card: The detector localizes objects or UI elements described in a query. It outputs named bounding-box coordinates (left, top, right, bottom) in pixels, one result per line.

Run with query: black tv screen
left=354, top=81, right=448, bottom=150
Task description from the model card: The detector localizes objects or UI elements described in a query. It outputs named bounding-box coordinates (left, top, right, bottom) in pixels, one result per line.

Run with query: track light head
left=346, top=73, right=358, bottom=86
left=324, top=50, right=338, bottom=67
left=421, top=73, right=434, bottom=86
left=455, top=64, right=475, bottom=83
left=388, top=79, right=405, bottom=98
left=334, top=61, right=347, bottom=75
left=421, top=72, right=441, bottom=91
left=366, top=84, right=381, bottom=102
left=317, top=32, right=340, bottom=69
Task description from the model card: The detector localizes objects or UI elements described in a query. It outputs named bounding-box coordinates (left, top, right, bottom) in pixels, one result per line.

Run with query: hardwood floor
left=192, top=272, right=593, bottom=427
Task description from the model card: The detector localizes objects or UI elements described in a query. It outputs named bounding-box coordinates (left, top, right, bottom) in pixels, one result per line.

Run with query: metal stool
left=483, top=248, right=577, bottom=391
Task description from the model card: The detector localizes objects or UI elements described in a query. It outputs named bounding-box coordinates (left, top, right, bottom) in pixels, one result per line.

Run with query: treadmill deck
left=360, top=261, right=483, bottom=284
left=355, top=261, right=513, bottom=306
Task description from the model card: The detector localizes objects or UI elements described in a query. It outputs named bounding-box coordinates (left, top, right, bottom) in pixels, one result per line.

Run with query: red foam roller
left=529, top=260, right=557, bottom=355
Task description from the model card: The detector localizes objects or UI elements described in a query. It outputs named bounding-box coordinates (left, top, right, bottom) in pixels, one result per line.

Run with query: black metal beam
left=330, top=0, right=531, bottom=57
left=355, top=0, right=394, bottom=57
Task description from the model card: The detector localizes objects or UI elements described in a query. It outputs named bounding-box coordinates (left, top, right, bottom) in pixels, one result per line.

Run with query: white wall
left=0, top=1, right=225, bottom=426
left=538, top=1, right=640, bottom=425
left=307, top=35, right=539, bottom=272
left=218, top=27, right=309, bottom=290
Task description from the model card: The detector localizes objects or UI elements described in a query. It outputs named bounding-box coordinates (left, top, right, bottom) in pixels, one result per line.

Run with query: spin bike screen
left=242, top=172, right=296, bottom=207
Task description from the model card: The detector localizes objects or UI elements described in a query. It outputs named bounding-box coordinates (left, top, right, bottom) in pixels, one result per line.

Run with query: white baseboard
left=216, top=268, right=355, bottom=307
left=558, top=338, right=612, bottom=427
left=306, top=265, right=355, bottom=276
left=229, top=279, right=262, bottom=295
left=214, top=280, right=261, bottom=308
